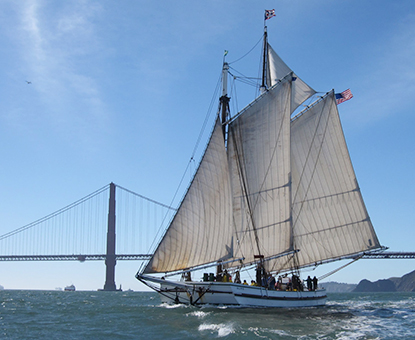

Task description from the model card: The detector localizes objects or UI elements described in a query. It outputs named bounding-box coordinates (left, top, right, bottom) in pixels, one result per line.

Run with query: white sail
left=267, top=44, right=316, bottom=109
left=267, top=43, right=292, bottom=85
left=143, top=42, right=380, bottom=277
left=228, top=76, right=292, bottom=264
left=143, top=119, right=233, bottom=273
left=271, top=91, right=380, bottom=272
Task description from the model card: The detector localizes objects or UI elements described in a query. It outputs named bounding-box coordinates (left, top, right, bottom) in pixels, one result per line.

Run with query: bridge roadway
left=359, top=251, right=415, bottom=259
left=3, top=252, right=415, bottom=262
left=0, top=254, right=152, bottom=261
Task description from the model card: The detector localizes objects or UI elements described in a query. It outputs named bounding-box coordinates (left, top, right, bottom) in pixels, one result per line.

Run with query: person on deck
left=313, top=276, right=318, bottom=291
left=281, top=275, right=289, bottom=290
left=256, top=265, right=262, bottom=287
left=234, top=271, right=241, bottom=284
left=222, top=270, right=229, bottom=282
left=276, top=276, right=282, bottom=290
left=307, top=276, right=312, bottom=291
left=268, top=274, right=276, bottom=290
left=292, top=275, right=299, bottom=291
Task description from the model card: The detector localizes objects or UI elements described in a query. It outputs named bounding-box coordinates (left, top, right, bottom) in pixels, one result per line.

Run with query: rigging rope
left=318, top=256, right=362, bottom=281
left=228, top=68, right=260, bottom=87
left=190, top=74, right=222, bottom=160
left=228, top=34, right=263, bottom=65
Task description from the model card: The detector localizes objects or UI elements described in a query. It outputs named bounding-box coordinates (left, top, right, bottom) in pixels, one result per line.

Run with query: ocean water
left=1, top=290, right=415, bottom=339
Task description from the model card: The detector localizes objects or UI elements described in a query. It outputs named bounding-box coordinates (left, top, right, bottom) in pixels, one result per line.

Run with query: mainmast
left=219, top=59, right=230, bottom=137
left=260, top=25, right=268, bottom=93
left=261, top=9, right=276, bottom=92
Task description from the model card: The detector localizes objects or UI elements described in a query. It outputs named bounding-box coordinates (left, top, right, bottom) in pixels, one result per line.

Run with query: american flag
left=335, top=89, right=353, bottom=105
left=265, top=9, right=276, bottom=20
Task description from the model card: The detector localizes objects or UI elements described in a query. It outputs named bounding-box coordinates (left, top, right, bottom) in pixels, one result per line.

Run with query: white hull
left=138, top=275, right=326, bottom=308
left=160, top=281, right=238, bottom=305
left=231, top=284, right=327, bottom=308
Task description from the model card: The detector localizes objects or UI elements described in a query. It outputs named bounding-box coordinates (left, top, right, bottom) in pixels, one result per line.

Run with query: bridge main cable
left=116, top=184, right=177, bottom=211
left=0, top=184, right=110, bottom=240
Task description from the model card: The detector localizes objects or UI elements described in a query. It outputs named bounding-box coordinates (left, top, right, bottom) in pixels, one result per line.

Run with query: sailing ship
left=136, top=13, right=382, bottom=307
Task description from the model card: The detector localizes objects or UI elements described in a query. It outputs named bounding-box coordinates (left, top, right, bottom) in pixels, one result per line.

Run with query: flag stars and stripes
left=335, top=89, right=353, bottom=104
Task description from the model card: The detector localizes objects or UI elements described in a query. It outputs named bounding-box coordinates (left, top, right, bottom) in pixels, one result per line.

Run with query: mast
left=220, top=60, right=230, bottom=137
left=260, top=25, right=268, bottom=93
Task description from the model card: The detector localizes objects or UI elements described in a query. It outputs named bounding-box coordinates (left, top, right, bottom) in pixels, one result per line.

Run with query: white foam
left=158, top=302, right=188, bottom=309
left=198, top=323, right=235, bottom=337
left=252, top=327, right=290, bottom=338
left=187, top=310, right=210, bottom=319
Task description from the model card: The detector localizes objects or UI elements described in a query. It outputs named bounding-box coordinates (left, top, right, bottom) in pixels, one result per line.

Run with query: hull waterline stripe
left=234, top=292, right=327, bottom=301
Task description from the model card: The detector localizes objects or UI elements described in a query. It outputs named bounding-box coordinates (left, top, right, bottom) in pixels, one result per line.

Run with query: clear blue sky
left=1, top=0, right=415, bottom=291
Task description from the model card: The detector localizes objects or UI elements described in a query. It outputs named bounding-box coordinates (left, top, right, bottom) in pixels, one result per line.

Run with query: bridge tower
left=103, top=182, right=118, bottom=291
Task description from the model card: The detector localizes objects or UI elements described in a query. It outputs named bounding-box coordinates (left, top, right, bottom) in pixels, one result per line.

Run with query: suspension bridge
left=0, top=183, right=176, bottom=291
left=2, top=182, right=414, bottom=291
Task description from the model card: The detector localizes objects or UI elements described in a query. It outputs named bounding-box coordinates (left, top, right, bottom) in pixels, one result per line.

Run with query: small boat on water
left=136, top=10, right=382, bottom=308
left=64, top=284, right=76, bottom=291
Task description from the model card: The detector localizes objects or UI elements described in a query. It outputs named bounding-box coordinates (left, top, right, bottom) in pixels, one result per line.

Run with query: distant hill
left=353, top=270, right=415, bottom=292
left=394, top=270, right=415, bottom=292
left=353, top=279, right=396, bottom=292
left=321, top=281, right=356, bottom=293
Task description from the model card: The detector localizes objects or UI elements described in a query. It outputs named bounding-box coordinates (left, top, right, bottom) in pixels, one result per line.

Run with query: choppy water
left=1, top=290, right=415, bottom=339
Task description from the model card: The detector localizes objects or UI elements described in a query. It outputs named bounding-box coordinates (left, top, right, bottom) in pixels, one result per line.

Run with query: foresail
left=143, top=119, right=233, bottom=274
left=275, top=91, right=380, bottom=271
left=227, top=77, right=293, bottom=267
left=267, top=43, right=316, bottom=109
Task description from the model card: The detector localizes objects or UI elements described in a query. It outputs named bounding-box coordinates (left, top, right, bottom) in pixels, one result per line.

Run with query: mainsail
left=288, top=91, right=380, bottom=269
left=143, top=41, right=381, bottom=276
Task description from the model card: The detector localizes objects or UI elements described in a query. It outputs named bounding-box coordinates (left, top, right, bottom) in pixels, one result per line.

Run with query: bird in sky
left=26, top=80, right=31, bottom=84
